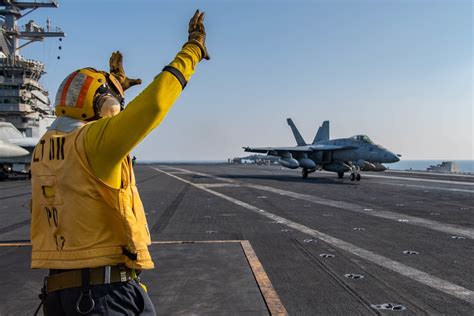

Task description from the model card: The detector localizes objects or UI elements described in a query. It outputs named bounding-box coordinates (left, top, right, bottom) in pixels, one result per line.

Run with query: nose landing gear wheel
left=302, top=169, right=309, bottom=179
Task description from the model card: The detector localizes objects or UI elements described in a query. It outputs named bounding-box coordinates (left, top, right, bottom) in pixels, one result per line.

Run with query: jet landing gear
left=349, top=165, right=361, bottom=181
left=337, top=172, right=344, bottom=179
left=302, top=168, right=315, bottom=179
left=350, top=173, right=361, bottom=181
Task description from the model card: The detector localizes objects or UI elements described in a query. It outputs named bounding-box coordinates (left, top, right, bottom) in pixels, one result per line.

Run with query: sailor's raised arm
left=83, top=10, right=209, bottom=186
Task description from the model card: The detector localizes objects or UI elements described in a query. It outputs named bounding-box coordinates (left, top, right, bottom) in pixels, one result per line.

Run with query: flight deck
left=0, top=164, right=473, bottom=315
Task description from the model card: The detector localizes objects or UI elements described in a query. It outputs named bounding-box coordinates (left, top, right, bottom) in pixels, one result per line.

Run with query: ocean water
left=388, top=160, right=474, bottom=173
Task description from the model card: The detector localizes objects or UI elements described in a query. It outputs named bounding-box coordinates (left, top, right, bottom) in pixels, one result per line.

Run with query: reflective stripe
left=75, top=76, right=94, bottom=108
left=59, top=72, right=79, bottom=106
left=162, top=66, right=187, bottom=89
left=65, top=73, right=89, bottom=107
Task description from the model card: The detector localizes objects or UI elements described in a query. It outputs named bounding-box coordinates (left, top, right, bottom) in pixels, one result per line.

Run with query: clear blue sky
left=22, top=0, right=472, bottom=160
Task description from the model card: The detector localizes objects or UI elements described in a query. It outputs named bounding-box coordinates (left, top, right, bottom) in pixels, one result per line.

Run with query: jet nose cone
left=0, top=140, right=29, bottom=157
left=382, top=151, right=400, bottom=163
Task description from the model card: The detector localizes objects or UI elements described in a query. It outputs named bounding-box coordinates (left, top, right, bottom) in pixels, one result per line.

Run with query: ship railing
left=0, top=56, right=45, bottom=70
left=0, top=76, right=45, bottom=90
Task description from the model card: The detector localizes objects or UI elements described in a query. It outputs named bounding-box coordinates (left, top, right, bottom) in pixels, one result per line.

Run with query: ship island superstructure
left=0, top=0, right=64, bottom=176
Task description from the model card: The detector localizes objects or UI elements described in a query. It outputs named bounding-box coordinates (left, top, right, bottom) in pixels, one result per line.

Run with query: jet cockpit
left=351, top=135, right=373, bottom=144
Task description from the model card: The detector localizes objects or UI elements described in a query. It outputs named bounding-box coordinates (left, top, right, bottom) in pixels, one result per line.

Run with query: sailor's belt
left=46, top=266, right=137, bottom=293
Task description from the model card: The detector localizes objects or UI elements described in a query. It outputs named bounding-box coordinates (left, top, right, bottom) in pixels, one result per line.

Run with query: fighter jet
left=0, top=122, right=30, bottom=156
left=244, top=119, right=400, bottom=181
left=0, top=122, right=36, bottom=178
left=288, top=119, right=397, bottom=173
left=0, top=139, right=29, bottom=157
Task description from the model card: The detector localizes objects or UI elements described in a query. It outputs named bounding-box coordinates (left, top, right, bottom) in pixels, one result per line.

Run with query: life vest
left=30, top=123, right=153, bottom=270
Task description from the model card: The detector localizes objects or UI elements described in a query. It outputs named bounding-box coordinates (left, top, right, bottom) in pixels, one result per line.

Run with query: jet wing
left=243, top=146, right=312, bottom=154
left=310, top=144, right=357, bottom=151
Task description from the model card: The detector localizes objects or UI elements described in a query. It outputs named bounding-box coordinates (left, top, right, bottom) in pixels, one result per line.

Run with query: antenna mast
left=0, top=0, right=65, bottom=59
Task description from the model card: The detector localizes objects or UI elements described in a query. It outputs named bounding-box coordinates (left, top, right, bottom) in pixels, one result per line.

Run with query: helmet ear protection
left=55, top=68, right=125, bottom=120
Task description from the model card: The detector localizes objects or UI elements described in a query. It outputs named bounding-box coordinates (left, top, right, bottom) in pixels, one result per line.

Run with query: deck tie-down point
left=344, top=273, right=364, bottom=279
left=319, top=253, right=335, bottom=258
left=371, top=303, right=406, bottom=311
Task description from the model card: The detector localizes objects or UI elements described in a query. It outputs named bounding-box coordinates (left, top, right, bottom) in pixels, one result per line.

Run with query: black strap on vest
left=122, top=246, right=138, bottom=261
left=162, top=65, right=187, bottom=89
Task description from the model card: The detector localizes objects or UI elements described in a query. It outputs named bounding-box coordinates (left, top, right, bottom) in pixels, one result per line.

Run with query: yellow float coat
left=30, top=44, right=202, bottom=269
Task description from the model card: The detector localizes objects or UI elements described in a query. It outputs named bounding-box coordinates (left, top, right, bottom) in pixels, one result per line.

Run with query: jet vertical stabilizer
left=313, top=121, right=329, bottom=144
left=286, top=118, right=307, bottom=146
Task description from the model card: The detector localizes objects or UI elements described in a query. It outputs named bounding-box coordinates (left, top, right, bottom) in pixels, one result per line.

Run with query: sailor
left=30, top=10, right=209, bottom=315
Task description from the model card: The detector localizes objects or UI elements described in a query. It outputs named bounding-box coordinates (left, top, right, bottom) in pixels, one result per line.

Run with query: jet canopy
left=351, top=135, right=373, bottom=144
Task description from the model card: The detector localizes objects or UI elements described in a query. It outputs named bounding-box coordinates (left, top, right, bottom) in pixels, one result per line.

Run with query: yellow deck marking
left=241, top=240, right=288, bottom=315
left=0, top=242, right=31, bottom=247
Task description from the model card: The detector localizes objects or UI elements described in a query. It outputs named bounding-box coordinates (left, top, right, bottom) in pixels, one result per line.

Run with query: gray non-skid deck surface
left=0, top=243, right=269, bottom=315
left=1, top=164, right=473, bottom=315
left=148, top=242, right=268, bottom=315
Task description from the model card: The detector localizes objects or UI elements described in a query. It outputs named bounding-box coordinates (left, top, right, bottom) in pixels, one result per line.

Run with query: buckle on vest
left=104, top=266, right=111, bottom=284
left=76, top=269, right=95, bottom=314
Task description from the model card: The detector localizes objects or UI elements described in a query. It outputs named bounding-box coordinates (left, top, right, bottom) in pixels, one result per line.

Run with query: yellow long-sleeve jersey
left=84, top=43, right=202, bottom=188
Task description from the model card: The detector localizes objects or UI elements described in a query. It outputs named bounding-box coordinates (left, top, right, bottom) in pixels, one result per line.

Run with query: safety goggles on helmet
left=55, top=68, right=125, bottom=121
left=94, top=93, right=122, bottom=116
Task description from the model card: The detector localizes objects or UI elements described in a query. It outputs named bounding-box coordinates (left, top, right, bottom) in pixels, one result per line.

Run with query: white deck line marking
left=280, top=169, right=473, bottom=185
left=379, top=182, right=474, bottom=193
left=198, top=183, right=241, bottom=188
left=387, top=170, right=474, bottom=178
left=162, top=166, right=237, bottom=183
left=244, top=184, right=474, bottom=240
left=152, top=167, right=474, bottom=305
left=161, top=166, right=474, bottom=240
left=359, top=173, right=474, bottom=186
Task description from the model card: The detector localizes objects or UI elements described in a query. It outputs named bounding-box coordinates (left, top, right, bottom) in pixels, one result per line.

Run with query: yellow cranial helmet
left=54, top=68, right=124, bottom=120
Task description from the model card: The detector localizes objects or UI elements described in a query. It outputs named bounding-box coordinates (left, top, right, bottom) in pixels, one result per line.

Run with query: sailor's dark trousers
left=43, top=279, right=156, bottom=315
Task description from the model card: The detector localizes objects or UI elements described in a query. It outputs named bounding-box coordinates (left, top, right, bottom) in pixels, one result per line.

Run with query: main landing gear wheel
left=302, top=169, right=309, bottom=179
left=337, top=172, right=344, bottom=179
left=350, top=173, right=355, bottom=181
left=356, top=173, right=361, bottom=181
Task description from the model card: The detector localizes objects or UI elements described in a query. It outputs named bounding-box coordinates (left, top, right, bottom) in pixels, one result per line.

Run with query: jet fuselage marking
left=152, top=167, right=474, bottom=305
left=161, top=166, right=474, bottom=240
